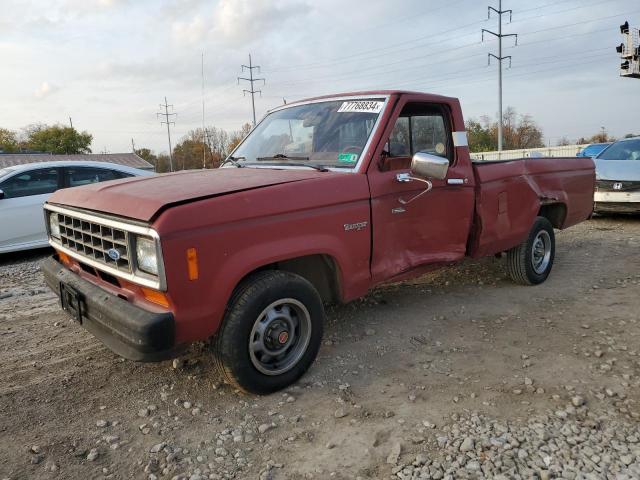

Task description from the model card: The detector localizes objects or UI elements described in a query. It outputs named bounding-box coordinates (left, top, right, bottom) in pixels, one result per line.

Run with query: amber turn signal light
left=141, top=287, right=170, bottom=308
left=57, top=250, right=71, bottom=266
left=186, top=247, right=199, bottom=281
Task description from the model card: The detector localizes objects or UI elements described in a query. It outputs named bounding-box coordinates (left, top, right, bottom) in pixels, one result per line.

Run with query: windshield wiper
left=247, top=161, right=329, bottom=172
left=256, top=153, right=310, bottom=161
left=220, top=156, right=245, bottom=168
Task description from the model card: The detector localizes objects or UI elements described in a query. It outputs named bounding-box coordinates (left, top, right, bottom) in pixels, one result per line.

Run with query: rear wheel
left=212, top=271, right=324, bottom=394
left=506, top=216, right=555, bottom=285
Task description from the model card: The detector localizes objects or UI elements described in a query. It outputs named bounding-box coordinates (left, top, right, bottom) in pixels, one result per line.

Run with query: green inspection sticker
left=337, top=153, right=358, bottom=164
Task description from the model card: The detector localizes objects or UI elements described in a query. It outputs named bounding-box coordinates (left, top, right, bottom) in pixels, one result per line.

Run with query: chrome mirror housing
left=410, top=152, right=449, bottom=180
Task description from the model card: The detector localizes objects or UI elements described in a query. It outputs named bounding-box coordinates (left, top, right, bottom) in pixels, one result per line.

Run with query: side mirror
left=0, top=189, right=4, bottom=200
left=410, top=152, right=449, bottom=180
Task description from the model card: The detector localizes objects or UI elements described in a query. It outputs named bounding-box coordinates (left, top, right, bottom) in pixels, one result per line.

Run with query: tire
left=506, top=216, right=555, bottom=285
left=212, top=270, right=324, bottom=394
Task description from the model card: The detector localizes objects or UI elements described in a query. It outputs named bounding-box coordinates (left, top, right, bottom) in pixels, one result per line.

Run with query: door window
left=383, top=103, right=452, bottom=170
left=66, top=167, right=129, bottom=187
left=0, top=168, right=60, bottom=199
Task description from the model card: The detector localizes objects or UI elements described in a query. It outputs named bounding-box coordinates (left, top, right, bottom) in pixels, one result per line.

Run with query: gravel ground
left=1, top=215, right=640, bottom=480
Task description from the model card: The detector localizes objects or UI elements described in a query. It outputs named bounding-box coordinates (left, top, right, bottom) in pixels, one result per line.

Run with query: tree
left=465, top=108, right=544, bottom=152
left=556, top=136, right=572, bottom=146
left=465, top=117, right=494, bottom=152
left=227, top=123, right=252, bottom=155
left=582, top=129, right=616, bottom=144
left=0, top=128, right=19, bottom=153
left=23, top=124, right=92, bottom=154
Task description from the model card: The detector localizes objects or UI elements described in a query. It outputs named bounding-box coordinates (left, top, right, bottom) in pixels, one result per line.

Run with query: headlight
left=136, top=236, right=158, bottom=275
left=49, top=213, right=60, bottom=239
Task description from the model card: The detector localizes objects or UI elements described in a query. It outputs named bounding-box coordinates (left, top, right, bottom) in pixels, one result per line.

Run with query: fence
left=471, top=144, right=587, bottom=161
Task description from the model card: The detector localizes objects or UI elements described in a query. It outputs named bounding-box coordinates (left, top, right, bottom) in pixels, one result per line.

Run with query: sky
left=1, top=0, right=639, bottom=154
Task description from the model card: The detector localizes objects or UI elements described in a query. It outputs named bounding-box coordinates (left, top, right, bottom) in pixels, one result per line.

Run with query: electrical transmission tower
left=237, top=54, right=265, bottom=126
left=157, top=96, right=176, bottom=172
left=482, top=0, right=518, bottom=153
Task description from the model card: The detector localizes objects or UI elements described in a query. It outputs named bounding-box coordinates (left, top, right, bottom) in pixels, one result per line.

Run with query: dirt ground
left=1, top=215, right=640, bottom=480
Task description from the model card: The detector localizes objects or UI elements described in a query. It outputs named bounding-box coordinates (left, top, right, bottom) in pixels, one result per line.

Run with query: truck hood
left=48, top=168, right=332, bottom=221
left=595, top=159, right=640, bottom=181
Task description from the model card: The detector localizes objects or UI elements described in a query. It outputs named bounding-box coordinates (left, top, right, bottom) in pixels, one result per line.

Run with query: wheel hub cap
left=531, top=230, right=552, bottom=274
left=249, top=299, right=312, bottom=376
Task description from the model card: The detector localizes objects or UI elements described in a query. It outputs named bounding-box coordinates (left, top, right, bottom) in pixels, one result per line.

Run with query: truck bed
left=469, top=157, right=595, bottom=258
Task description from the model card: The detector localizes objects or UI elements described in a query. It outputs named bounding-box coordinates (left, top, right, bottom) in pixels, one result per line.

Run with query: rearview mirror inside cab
left=410, top=152, right=449, bottom=180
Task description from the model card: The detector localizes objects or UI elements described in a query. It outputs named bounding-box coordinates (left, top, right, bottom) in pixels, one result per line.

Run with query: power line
left=237, top=54, right=265, bottom=126
left=482, top=0, right=518, bottom=152
left=157, top=96, right=176, bottom=172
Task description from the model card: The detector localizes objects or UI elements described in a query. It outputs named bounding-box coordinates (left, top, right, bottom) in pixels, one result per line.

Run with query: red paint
left=48, top=91, right=595, bottom=346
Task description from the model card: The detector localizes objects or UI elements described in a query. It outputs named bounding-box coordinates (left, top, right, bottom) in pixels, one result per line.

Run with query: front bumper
left=42, top=256, right=179, bottom=362
left=594, top=191, right=640, bottom=214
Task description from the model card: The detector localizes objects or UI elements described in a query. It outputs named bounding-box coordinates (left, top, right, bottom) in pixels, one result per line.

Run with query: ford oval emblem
left=107, top=248, right=121, bottom=261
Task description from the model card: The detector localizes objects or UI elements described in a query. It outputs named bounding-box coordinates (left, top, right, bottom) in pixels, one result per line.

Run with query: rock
left=621, top=454, right=634, bottom=465
left=386, top=442, right=402, bottom=465
left=30, top=445, right=41, bottom=454
left=96, top=419, right=108, bottom=427
left=571, top=395, right=586, bottom=407
left=460, top=437, right=475, bottom=452
left=365, top=328, right=376, bottom=336
left=138, top=407, right=150, bottom=417
left=172, top=358, right=184, bottom=369
left=150, top=442, right=166, bottom=453
left=258, top=423, right=274, bottom=434
left=86, top=448, right=99, bottom=461
left=334, top=408, right=348, bottom=418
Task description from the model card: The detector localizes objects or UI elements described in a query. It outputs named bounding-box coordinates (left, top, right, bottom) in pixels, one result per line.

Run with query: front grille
left=54, top=212, right=132, bottom=273
left=596, top=180, right=640, bottom=192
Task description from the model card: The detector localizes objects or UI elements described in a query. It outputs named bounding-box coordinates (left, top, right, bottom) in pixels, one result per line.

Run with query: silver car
left=0, top=161, right=154, bottom=253
left=594, top=137, right=640, bottom=214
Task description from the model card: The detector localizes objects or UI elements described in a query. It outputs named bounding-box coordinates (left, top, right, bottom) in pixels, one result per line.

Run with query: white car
left=594, top=137, right=640, bottom=214
left=0, top=161, right=154, bottom=253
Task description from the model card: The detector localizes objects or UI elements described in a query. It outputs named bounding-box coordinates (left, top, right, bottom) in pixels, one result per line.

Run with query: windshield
left=597, top=139, right=640, bottom=161
left=0, top=167, right=16, bottom=181
left=230, top=98, right=386, bottom=169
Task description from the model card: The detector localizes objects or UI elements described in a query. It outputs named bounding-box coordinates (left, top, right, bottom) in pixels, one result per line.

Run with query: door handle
left=396, top=173, right=412, bottom=183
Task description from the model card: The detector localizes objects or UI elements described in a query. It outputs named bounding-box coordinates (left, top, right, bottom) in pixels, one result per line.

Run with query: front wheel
left=212, top=271, right=324, bottom=394
left=506, top=216, right=555, bottom=285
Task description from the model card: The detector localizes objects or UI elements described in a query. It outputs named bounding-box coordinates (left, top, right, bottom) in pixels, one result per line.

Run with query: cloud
left=171, top=0, right=311, bottom=46
left=34, top=82, right=58, bottom=98
left=172, top=14, right=208, bottom=45
left=213, top=0, right=310, bottom=44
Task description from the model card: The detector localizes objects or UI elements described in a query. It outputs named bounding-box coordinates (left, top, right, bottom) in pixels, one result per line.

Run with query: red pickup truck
left=42, top=91, right=595, bottom=393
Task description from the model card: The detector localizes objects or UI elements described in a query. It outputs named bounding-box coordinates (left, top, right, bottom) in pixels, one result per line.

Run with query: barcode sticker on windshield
left=337, top=100, right=384, bottom=114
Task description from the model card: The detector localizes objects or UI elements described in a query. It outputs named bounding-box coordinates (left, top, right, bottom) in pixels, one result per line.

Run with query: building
left=0, top=153, right=154, bottom=171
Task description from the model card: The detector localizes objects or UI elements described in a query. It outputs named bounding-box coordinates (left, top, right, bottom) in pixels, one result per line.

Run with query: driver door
left=0, top=167, right=62, bottom=251
left=368, top=100, right=475, bottom=282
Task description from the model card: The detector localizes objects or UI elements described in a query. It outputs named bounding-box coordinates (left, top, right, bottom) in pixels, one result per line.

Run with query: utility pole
left=482, top=0, right=517, bottom=154
left=238, top=54, right=265, bottom=126
left=131, top=138, right=136, bottom=153
left=617, top=21, right=640, bottom=78
left=157, top=96, right=176, bottom=172
left=69, top=117, right=73, bottom=129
